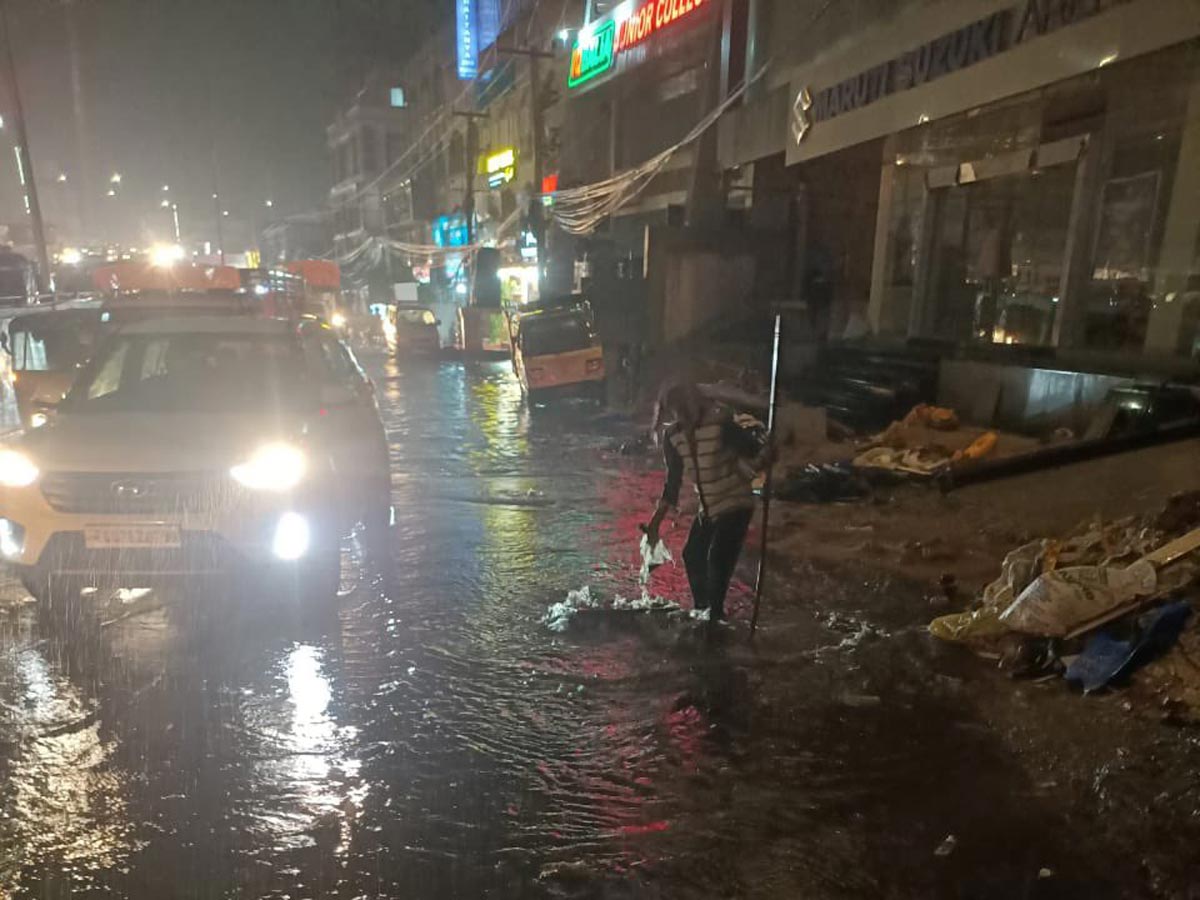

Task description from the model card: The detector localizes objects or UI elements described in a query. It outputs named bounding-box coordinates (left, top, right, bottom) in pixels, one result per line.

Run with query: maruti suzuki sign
left=567, top=0, right=707, bottom=89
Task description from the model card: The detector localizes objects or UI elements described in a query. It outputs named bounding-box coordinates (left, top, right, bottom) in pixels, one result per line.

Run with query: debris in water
left=542, top=586, right=599, bottom=632
left=839, top=692, right=882, bottom=708
left=542, top=534, right=675, bottom=630
left=934, top=834, right=957, bottom=857
left=611, top=593, right=677, bottom=612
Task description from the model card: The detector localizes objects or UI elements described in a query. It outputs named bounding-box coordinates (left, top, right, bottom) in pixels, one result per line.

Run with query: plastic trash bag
left=1065, top=601, right=1192, bottom=692
left=929, top=606, right=1009, bottom=644
left=639, top=533, right=672, bottom=583
left=981, top=539, right=1049, bottom=611
left=999, top=560, right=1157, bottom=637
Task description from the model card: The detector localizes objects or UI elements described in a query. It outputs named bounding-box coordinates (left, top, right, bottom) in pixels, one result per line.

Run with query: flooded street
left=0, top=353, right=1180, bottom=899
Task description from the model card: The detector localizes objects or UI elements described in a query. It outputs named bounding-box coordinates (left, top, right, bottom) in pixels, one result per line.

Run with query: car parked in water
left=0, top=315, right=391, bottom=609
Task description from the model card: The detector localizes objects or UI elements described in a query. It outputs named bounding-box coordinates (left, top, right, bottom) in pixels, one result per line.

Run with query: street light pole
left=212, top=192, right=225, bottom=265
left=0, top=0, right=52, bottom=295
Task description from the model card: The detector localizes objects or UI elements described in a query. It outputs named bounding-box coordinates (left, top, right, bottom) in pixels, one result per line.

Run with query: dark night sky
left=1, top=0, right=441, bottom=249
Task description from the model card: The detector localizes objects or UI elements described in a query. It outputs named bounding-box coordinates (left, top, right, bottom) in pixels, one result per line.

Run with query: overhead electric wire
left=548, top=63, right=769, bottom=235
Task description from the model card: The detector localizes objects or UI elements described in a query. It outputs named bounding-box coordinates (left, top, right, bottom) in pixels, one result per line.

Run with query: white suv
left=0, top=316, right=391, bottom=608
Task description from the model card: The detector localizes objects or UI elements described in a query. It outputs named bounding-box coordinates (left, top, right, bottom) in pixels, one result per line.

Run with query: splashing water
left=541, top=585, right=599, bottom=632
left=545, top=535, right=680, bottom=629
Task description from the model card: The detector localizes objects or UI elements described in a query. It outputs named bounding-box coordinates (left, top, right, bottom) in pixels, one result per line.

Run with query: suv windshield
left=65, top=332, right=311, bottom=413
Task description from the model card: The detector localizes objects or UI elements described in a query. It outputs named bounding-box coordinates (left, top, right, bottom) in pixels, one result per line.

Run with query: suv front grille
left=41, top=472, right=240, bottom=515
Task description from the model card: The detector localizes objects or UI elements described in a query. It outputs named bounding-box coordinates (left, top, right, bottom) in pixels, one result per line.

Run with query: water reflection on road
left=0, top=353, right=1136, bottom=898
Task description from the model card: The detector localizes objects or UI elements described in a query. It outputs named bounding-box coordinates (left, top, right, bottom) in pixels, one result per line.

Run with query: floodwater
left=0, top=354, right=1152, bottom=898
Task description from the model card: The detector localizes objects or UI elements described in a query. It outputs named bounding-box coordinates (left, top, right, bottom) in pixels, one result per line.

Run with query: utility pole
left=496, top=44, right=555, bottom=294
left=0, top=0, right=51, bottom=295
left=495, top=45, right=554, bottom=192
left=452, top=110, right=488, bottom=244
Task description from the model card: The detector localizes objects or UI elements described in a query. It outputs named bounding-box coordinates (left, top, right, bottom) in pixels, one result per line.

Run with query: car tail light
left=585, top=358, right=603, bottom=373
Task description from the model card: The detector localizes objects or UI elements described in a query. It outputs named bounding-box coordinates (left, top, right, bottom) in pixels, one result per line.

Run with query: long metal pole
left=750, top=313, right=782, bottom=635
left=0, top=0, right=51, bottom=296
left=464, top=116, right=477, bottom=245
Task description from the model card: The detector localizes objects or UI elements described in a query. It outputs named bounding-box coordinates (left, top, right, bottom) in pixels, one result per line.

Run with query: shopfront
left=775, top=0, right=1200, bottom=363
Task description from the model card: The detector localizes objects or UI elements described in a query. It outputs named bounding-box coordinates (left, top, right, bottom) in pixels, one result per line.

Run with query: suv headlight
left=230, top=443, right=307, bottom=492
left=0, top=449, right=38, bottom=487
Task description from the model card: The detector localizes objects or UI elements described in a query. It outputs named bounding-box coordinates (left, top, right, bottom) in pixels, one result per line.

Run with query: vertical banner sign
left=456, top=0, right=478, bottom=80
left=457, top=0, right=500, bottom=82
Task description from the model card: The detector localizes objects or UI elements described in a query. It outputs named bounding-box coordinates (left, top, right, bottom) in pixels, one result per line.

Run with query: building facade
left=327, top=68, right=412, bottom=301
left=720, top=0, right=1200, bottom=368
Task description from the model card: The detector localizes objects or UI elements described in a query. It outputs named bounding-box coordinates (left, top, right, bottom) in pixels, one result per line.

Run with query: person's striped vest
left=668, top=416, right=755, bottom=518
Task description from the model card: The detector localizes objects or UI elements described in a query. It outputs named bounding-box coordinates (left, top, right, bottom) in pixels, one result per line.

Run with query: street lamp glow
left=212, top=192, right=219, bottom=200
left=265, top=199, right=273, bottom=208
left=149, top=242, right=184, bottom=267
left=106, top=188, right=116, bottom=197
left=222, top=210, right=230, bottom=217
left=110, top=172, right=122, bottom=184
left=160, top=199, right=170, bottom=208
left=56, top=172, right=67, bottom=183
left=162, top=184, right=170, bottom=191
left=59, top=247, right=82, bottom=266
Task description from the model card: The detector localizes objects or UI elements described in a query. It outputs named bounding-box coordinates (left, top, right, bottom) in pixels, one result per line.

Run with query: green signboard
left=567, top=19, right=616, bottom=89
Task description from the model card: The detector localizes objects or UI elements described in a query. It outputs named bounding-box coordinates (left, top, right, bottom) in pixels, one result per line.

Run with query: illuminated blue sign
left=433, top=214, right=470, bottom=248
left=456, top=0, right=501, bottom=81
left=456, top=0, right=478, bottom=80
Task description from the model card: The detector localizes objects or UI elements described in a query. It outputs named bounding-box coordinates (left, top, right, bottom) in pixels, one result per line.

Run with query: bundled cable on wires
left=548, top=65, right=769, bottom=236
left=332, top=206, right=523, bottom=282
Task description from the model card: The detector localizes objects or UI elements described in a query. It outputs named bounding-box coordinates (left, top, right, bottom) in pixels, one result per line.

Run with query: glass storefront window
left=926, top=163, right=1074, bottom=346
left=875, top=41, right=1200, bottom=358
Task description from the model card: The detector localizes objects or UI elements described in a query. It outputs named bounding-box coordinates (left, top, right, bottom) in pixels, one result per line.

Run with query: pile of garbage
left=931, top=492, right=1200, bottom=702
left=854, top=403, right=999, bottom=477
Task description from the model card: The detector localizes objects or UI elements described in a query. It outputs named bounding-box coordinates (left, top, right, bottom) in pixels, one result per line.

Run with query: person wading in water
left=644, top=382, right=770, bottom=625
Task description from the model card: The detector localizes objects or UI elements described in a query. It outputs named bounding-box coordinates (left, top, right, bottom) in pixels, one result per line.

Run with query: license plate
left=84, top=524, right=181, bottom=549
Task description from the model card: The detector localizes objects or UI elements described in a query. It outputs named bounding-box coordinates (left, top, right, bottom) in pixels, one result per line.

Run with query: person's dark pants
left=682, top=507, right=754, bottom=621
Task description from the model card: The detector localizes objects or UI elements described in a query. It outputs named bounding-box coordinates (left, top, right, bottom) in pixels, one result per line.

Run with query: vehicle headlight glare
left=230, top=443, right=306, bottom=491
left=272, top=512, right=310, bottom=560
left=331, top=312, right=347, bottom=328
left=0, top=449, right=39, bottom=487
